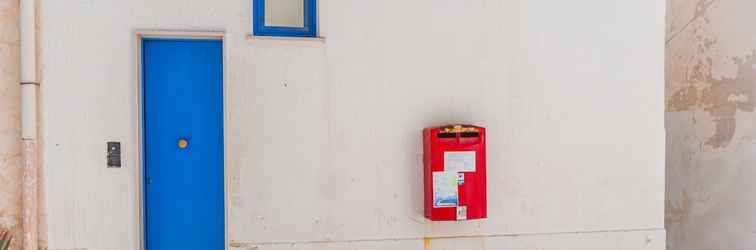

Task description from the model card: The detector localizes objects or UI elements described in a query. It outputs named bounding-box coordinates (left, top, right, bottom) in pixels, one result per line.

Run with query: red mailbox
left=423, top=125, right=486, bottom=221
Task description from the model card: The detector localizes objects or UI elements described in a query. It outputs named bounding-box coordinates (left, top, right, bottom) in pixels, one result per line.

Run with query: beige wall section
left=666, top=0, right=756, bottom=249
left=0, top=0, right=21, bottom=249
left=40, top=0, right=666, bottom=249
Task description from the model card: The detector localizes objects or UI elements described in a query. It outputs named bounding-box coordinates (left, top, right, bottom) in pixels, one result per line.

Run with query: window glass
left=265, top=0, right=305, bottom=28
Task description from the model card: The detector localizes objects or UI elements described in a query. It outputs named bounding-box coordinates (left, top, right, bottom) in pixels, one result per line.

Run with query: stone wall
left=0, top=0, right=21, bottom=249
left=666, top=0, right=756, bottom=249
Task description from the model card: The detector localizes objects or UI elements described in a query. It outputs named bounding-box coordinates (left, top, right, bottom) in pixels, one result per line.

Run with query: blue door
left=142, top=39, right=224, bottom=250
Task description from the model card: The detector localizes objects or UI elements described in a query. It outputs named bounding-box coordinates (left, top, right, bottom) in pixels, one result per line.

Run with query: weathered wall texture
left=0, top=0, right=21, bottom=249
left=666, top=0, right=756, bottom=249
left=40, top=0, right=666, bottom=249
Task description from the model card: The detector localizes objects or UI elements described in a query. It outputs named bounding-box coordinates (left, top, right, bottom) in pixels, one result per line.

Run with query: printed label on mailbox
left=444, top=151, right=476, bottom=172
left=456, top=206, right=467, bottom=220
left=433, top=171, right=458, bottom=208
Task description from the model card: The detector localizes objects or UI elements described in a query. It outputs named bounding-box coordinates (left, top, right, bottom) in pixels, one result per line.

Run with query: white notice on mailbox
left=444, top=151, right=476, bottom=172
left=433, top=171, right=458, bottom=208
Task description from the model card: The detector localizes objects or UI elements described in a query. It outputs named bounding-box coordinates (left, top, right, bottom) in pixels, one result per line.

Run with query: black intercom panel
left=107, top=141, right=121, bottom=168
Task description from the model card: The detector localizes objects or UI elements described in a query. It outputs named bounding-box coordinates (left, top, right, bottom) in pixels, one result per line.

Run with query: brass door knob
left=178, top=138, right=189, bottom=149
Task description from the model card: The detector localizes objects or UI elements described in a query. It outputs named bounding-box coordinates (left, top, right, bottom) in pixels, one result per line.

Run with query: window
left=253, top=0, right=317, bottom=38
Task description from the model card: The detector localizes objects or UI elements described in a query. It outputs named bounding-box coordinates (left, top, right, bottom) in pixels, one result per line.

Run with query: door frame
left=134, top=30, right=228, bottom=250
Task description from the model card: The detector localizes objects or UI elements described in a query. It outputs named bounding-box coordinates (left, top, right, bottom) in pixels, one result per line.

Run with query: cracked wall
left=666, top=0, right=756, bottom=249
left=0, top=0, right=21, bottom=249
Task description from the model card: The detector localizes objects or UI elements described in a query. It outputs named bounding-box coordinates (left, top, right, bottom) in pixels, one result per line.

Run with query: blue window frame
left=253, top=0, right=317, bottom=37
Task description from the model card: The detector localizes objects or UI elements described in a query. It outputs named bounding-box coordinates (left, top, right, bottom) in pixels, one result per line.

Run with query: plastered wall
left=666, top=0, right=756, bottom=249
left=40, top=0, right=666, bottom=249
left=0, top=0, right=21, bottom=249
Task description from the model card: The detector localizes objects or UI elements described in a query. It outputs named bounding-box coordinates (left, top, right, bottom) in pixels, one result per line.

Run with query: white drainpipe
left=20, top=0, right=39, bottom=249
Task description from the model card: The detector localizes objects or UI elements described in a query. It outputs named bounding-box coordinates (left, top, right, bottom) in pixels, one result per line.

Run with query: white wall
left=39, top=0, right=666, bottom=249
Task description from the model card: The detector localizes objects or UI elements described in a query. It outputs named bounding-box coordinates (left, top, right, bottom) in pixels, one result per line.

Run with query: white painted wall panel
left=247, top=229, right=665, bottom=250
left=39, top=0, right=665, bottom=249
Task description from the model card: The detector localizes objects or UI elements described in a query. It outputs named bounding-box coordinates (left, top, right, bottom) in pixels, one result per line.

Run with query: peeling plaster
left=668, top=52, right=756, bottom=148
left=667, top=0, right=756, bottom=150
left=0, top=0, right=21, bottom=249
left=667, top=0, right=756, bottom=249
